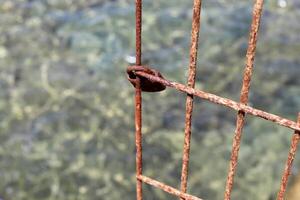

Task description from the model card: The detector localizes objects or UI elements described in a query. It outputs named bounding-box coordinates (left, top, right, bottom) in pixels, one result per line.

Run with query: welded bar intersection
left=129, top=0, right=300, bottom=199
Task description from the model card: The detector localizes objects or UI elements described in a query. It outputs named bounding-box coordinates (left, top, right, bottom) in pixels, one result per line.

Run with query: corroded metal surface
left=136, top=0, right=142, bottom=66
left=135, top=78, right=143, bottom=200
left=180, top=0, right=202, bottom=197
left=134, top=70, right=300, bottom=132
left=127, top=66, right=166, bottom=92
left=137, top=175, right=203, bottom=200
left=277, top=114, right=300, bottom=200
left=128, top=0, right=299, bottom=199
left=224, top=1, right=264, bottom=199
left=135, top=1, right=143, bottom=200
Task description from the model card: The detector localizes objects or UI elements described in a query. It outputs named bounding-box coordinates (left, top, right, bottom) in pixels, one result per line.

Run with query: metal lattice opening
left=126, top=0, right=300, bottom=199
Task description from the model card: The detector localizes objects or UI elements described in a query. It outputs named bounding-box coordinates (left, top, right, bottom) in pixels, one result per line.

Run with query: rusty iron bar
left=137, top=175, right=203, bottom=200
left=129, top=0, right=299, bottom=199
left=277, top=113, right=300, bottom=200
left=135, top=0, right=143, bottom=200
left=180, top=0, right=202, bottom=197
left=136, top=0, right=142, bottom=66
left=131, top=69, right=300, bottom=132
left=224, top=1, right=264, bottom=199
left=135, top=79, right=143, bottom=200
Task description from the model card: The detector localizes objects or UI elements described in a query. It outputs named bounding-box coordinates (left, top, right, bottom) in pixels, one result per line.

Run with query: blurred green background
left=0, top=0, right=300, bottom=199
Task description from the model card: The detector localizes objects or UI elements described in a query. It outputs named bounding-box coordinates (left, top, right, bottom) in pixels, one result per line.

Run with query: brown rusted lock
left=127, top=66, right=166, bottom=92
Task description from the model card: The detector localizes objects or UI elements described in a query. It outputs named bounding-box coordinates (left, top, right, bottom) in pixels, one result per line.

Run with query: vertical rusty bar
left=277, top=113, right=300, bottom=200
left=180, top=0, right=202, bottom=197
left=224, top=1, right=264, bottom=200
left=135, top=0, right=143, bottom=200
left=136, top=0, right=142, bottom=66
left=135, top=79, right=143, bottom=200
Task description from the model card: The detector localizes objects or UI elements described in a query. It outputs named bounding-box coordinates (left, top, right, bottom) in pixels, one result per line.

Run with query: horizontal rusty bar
left=137, top=175, right=203, bottom=200
left=133, top=70, right=300, bottom=132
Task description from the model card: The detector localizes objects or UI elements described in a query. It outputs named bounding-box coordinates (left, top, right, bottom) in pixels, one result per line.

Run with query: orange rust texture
left=135, top=79, right=143, bottom=200
left=129, top=0, right=300, bottom=199
left=137, top=175, right=203, bottom=200
left=133, top=70, right=300, bottom=132
left=135, top=0, right=142, bottom=66
left=277, top=114, right=300, bottom=200
left=180, top=0, right=202, bottom=197
left=135, top=1, right=143, bottom=200
left=224, top=1, right=264, bottom=199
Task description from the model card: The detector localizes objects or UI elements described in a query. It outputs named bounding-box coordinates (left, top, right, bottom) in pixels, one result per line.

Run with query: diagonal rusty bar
left=133, top=70, right=300, bottom=132
left=135, top=0, right=143, bottom=200
left=180, top=0, right=202, bottom=197
left=224, top=1, right=264, bottom=199
left=137, top=175, right=203, bottom=200
left=277, top=113, right=300, bottom=200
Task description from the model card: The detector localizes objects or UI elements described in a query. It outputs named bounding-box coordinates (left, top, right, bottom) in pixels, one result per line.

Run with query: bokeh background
left=0, top=0, right=300, bottom=199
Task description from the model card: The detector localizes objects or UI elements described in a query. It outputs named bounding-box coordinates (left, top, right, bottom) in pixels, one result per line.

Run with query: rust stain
left=224, top=1, right=264, bottom=199
left=135, top=1, right=143, bottom=200
left=133, top=70, right=300, bottom=132
left=136, top=0, right=142, bottom=66
left=277, top=113, right=300, bottom=200
left=128, top=0, right=299, bottom=199
left=135, top=78, right=143, bottom=200
left=137, top=175, right=203, bottom=200
left=180, top=0, right=203, bottom=197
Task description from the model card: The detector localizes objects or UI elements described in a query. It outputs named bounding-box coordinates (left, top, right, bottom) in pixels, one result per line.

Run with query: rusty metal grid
left=126, top=0, right=300, bottom=199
